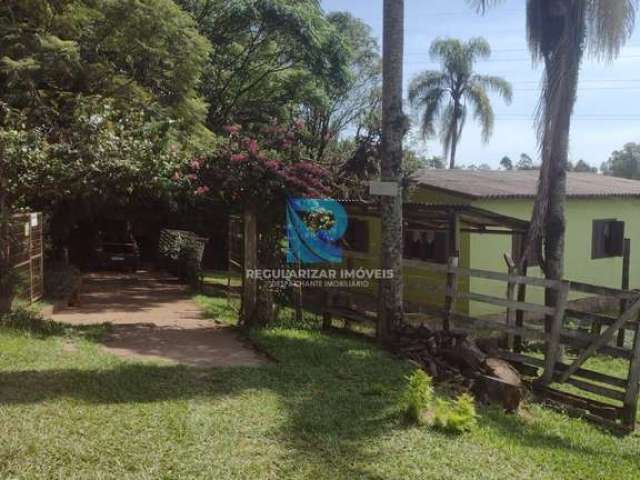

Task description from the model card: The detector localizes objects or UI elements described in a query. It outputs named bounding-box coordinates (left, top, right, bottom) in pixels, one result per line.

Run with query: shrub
left=158, top=229, right=206, bottom=289
left=178, top=240, right=203, bottom=289
left=402, top=369, right=433, bottom=425
left=0, top=307, right=65, bottom=336
left=44, top=262, right=82, bottom=300
left=433, top=393, right=478, bottom=434
left=0, top=263, right=19, bottom=314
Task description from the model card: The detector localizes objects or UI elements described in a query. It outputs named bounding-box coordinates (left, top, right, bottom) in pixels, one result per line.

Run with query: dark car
left=96, top=231, right=140, bottom=272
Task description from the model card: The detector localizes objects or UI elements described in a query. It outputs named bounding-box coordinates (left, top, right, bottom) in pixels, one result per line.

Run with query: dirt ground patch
left=51, top=270, right=266, bottom=367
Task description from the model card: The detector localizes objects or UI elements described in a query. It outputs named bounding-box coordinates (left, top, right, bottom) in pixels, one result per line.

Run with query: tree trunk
left=538, top=11, right=582, bottom=335
left=241, top=204, right=258, bottom=326
left=0, top=183, right=15, bottom=315
left=378, top=0, right=405, bottom=344
left=449, top=114, right=459, bottom=170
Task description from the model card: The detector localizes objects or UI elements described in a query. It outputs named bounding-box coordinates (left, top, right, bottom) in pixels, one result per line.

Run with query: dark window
left=512, top=235, right=541, bottom=267
left=403, top=229, right=449, bottom=264
left=343, top=218, right=369, bottom=253
left=592, top=219, right=625, bottom=259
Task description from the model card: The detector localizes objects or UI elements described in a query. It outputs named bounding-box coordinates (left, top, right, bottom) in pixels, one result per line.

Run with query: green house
left=341, top=170, right=640, bottom=316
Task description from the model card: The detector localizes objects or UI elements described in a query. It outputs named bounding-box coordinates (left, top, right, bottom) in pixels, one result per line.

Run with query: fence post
left=322, top=290, right=333, bottom=330
left=617, top=239, right=631, bottom=347
left=622, top=312, right=640, bottom=429
left=504, top=253, right=517, bottom=351
left=443, top=256, right=458, bottom=331
left=514, top=259, right=529, bottom=353
left=241, top=205, right=258, bottom=325
left=538, top=281, right=569, bottom=386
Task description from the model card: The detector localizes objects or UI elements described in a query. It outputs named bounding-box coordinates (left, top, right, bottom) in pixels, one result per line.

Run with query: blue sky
left=321, top=0, right=640, bottom=169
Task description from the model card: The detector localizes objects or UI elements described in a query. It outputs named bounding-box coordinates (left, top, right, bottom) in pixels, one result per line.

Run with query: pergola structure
left=341, top=200, right=531, bottom=259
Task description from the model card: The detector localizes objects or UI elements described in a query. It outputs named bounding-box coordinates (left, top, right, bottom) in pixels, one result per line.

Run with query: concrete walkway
left=51, top=271, right=266, bottom=368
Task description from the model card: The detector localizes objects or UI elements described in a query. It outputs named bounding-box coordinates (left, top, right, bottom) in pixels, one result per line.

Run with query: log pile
left=391, top=323, right=523, bottom=412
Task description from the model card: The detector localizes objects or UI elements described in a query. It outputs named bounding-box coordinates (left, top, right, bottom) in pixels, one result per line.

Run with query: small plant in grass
left=0, top=307, right=65, bottom=336
left=433, top=393, right=478, bottom=434
left=402, top=369, right=434, bottom=425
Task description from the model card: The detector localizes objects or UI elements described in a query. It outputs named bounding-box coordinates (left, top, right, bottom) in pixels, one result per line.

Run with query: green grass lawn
left=1, top=299, right=640, bottom=479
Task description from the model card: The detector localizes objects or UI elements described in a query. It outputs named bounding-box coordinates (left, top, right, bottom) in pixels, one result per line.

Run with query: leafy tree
left=408, top=37, right=512, bottom=169
left=303, top=12, right=381, bottom=161
left=181, top=119, right=332, bottom=326
left=1, top=0, right=211, bottom=141
left=516, top=153, right=537, bottom=171
left=465, top=163, right=492, bottom=170
left=500, top=156, right=513, bottom=170
left=567, top=159, right=598, bottom=173
left=1, top=0, right=211, bottom=248
left=175, top=0, right=349, bottom=131
left=602, top=143, right=640, bottom=179
left=425, top=156, right=446, bottom=170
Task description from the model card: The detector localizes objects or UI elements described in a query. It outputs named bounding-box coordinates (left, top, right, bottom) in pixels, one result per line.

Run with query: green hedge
left=158, top=229, right=207, bottom=289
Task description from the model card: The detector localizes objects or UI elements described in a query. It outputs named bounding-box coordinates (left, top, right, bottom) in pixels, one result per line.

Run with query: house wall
left=342, top=187, right=640, bottom=318
left=342, top=191, right=471, bottom=314
left=469, top=197, right=640, bottom=315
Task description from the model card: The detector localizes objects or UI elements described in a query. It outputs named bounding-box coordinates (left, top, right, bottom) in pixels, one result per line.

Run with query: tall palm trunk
left=525, top=1, right=584, bottom=327
left=378, top=0, right=405, bottom=344
left=449, top=101, right=462, bottom=169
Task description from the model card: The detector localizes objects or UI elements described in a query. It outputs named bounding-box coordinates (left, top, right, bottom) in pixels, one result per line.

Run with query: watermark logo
left=286, top=198, right=347, bottom=264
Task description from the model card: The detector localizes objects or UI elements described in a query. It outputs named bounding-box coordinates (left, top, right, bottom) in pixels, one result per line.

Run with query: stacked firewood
left=391, top=323, right=523, bottom=412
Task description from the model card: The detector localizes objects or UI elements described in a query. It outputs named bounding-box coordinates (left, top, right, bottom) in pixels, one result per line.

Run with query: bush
left=44, top=262, right=82, bottom=300
left=158, top=229, right=206, bottom=289
left=0, top=307, right=65, bottom=336
left=178, top=241, right=203, bottom=289
left=402, top=369, right=433, bottom=425
left=0, top=264, right=19, bottom=314
left=433, top=393, right=478, bottom=434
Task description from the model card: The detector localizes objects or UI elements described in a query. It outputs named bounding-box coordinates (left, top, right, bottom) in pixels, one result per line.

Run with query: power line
left=405, top=44, right=640, bottom=55
left=404, top=55, right=640, bottom=65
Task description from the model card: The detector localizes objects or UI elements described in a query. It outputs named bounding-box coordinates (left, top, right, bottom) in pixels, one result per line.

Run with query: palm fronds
left=408, top=37, right=511, bottom=168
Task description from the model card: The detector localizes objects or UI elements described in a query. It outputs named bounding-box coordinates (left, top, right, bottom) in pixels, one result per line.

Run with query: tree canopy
left=174, top=0, right=350, bottom=132
left=602, top=142, right=640, bottom=179
left=1, top=0, right=360, bottom=249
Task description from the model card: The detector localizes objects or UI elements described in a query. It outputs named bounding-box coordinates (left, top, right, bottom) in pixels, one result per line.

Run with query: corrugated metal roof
left=411, top=170, right=640, bottom=199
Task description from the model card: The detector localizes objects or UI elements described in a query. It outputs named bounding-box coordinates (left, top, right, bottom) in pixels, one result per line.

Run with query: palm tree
left=470, top=0, right=636, bottom=285
left=378, top=0, right=406, bottom=344
left=408, top=38, right=512, bottom=169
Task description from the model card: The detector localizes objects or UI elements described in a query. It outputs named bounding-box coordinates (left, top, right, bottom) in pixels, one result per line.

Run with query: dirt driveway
left=51, top=271, right=266, bottom=368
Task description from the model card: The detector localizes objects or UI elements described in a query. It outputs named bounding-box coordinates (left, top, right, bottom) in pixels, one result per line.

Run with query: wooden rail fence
left=411, top=258, right=640, bottom=432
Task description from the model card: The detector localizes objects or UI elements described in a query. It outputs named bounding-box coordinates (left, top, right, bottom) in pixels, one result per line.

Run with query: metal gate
left=9, top=212, right=44, bottom=303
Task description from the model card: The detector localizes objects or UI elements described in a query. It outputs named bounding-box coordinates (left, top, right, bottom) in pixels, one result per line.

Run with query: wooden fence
left=414, top=258, right=640, bottom=432
left=8, top=212, right=44, bottom=304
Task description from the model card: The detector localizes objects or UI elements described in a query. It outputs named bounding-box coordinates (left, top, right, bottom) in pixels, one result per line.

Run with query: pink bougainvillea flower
left=223, top=124, right=241, bottom=135
left=190, top=159, right=201, bottom=170
left=246, top=138, right=258, bottom=155
left=230, top=153, right=248, bottom=163
left=194, top=185, right=210, bottom=196
left=185, top=174, right=197, bottom=181
left=264, top=160, right=281, bottom=171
